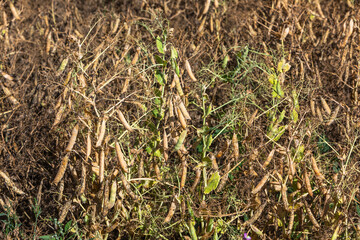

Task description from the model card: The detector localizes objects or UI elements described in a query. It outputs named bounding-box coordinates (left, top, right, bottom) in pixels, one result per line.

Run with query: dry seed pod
left=202, top=0, right=211, bottom=15
left=111, top=18, right=120, bottom=34
left=180, top=160, right=187, bottom=189
left=176, top=95, right=191, bottom=120
left=96, top=116, right=108, bottom=148
left=248, top=109, right=258, bottom=126
left=263, top=148, right=275, bottom=168
left=303, top=201, right=320, bottom=228
left=190, top=168, right=201, bottom=192
left=287, top=208, right=295, bottom=235
left=311, top=156, right=324, bottom=180
left=326, top=105, right=340, bottom=126
left=177, top=107, right=187, bottom=129
left=102, top=180, right=110, bottom=215
left=79, top=163, right=86, bottom=195
left=1, top=84, right=19, bottom=105
left=303, top=167, right=313, bottom=197
left=164, top=197, right=177, bottom=223
left=316, top=107, right=323, bottom=122
left=108, top=180, right=117, bottom=209
left=244, top=201, right=267, bottom=226
left=154, top=162, right=162, bottom=181
left=251, top=173, right=270, bottom=194
left=46, top=31, right=52, bottom=54
left=65, top=124, right=79, bottom=152
left=120, top=173, right=139, bottom=200
left=217, top=162, right=231, bottom=192
left=86, top=132, right=91, bottom=161
left=115, top=142, right=128, bottom=173
left=185, top=60, right=197, bottom=81
left=210, top=154, right=218, bottom=171
left=53, top=153, right=70, bottom=186
left=197, top=17, right=206, bottom=34
left=131, top=47, right=141, bottom=65
left=59, top=200, right=72, bottom=224
left=232, top=132, right=239, bottom=160
left=58, top=180, right=64, bottom=201
left=117, top=110, right=134, bottom=132
left=310, top=99, right=316, bottom=117
left=210, top=15, right=214, bottom=33
left=99, top=149, right=105, bottom=183
left=320, top=97, right=331, bottom=116
left=174, top=73, right=184, bottom=96
left=9, top=2, right=20, bottom=20
left=0, top=170, right=25, bottom=195
left=281, top=183, right=289, bottom=211
left=214, top=0, right=219, bottom=8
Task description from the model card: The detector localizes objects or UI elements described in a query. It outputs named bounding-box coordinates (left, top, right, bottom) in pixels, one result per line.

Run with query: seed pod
left=303, top=200, right=320, bottom=228
left=154, top=162, right=162, bottom=180
left=164, top=197, right=177, bottom=223
left=316, top=106, right=323, bottom=122
left=176, top=95, right=191, bottom=120
left=174, top=73, right=184, bottom=96
left=1, top=84, right=19, bottom=105
left=180, top=160, right=187, bottom=189
left=108, top=180, right=117, bottom=209
left=120, top=173, right=139, bottom=200
left=190, top=168, right=201, bottom=193
left=177, top=107, right=187, bottom=129
left=287, top=208, right=295, bottom=235
left=310, top=99, right=316, bottom=117
left=46, top=31, right=52, bottom=54
left=263, top=148, right=275, bottom=168
left=311, top=156, right=324, bottom=180
left=248, top=109, right=258, bottom=126
left=102, top=179, right=110, bottom=215
left=86, top=132, right=91, bottom=161
left=99, top=149, right=105, bottom=183
left=117, top=110, right=133, bottom=132
left=217, top=162, right=231, bottom=192
left=0, top=170, right=25, bottom=195
left=197, top=16, right=206, bottom=34
left=281, top=183, right=289, bottom=211
left=59, top=200, right=72, bottom=224
left=131, top=47, right=141, bottom=65
left=53, top=153, right=70, bottom=186
left=320, top=97, right=331, bottom=116
left=326, top=105, right=340, bottom=126
left=214, top=0, right=219, bottom=8
left=303, top=167, right=313, bottom=197
left=232, top=132, right=239, bottom=160
left=79, top=163, right=86, bottom=195
left=65, top=124, right=79, bottom=152
left=58, top=180, right=64, bottom=201
left=185, top=60, right=197, bottom=81
left=115, top=142, right=128, bottom=173
left=96, top=116, right=108, bottom=148
left=9, top=2, right=20, bottom=20
left=244, top=201, right=267, bottom=226
left=202, top=0, right=211, bottom=15
left=251, top=173, right=270, bottom=194
left=111, top=18, right=120, bottom=34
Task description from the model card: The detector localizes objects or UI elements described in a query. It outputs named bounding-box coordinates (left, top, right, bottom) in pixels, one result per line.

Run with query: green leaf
left=205, top=135, right=213, bottom=151
left=156, top=36, right=164, bottom=54
left=154, top=55, right=167, bottom=67
left=272, top=125, right=287, bottom=141
left=222, top=55, right=229, bottom=69
left=204, top=171, right=220, bottom=194
left=39, top=236, right=55, bottom=240
left=291, top=109, right=298, bottom=123
left=171, top=46, right=178, bottom=59
left=278, top=110, right=286, bottom=122
left=64, top=220, right=72, bottom=232
left=175, top=130, right=187, bottom=151
left=154, top=149, right=161, bottom=158
left=154, top=71, right=165, bottom=85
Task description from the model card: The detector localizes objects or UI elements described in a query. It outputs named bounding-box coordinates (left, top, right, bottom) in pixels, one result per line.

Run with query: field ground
left=1, top=0, right=360, bottom=239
